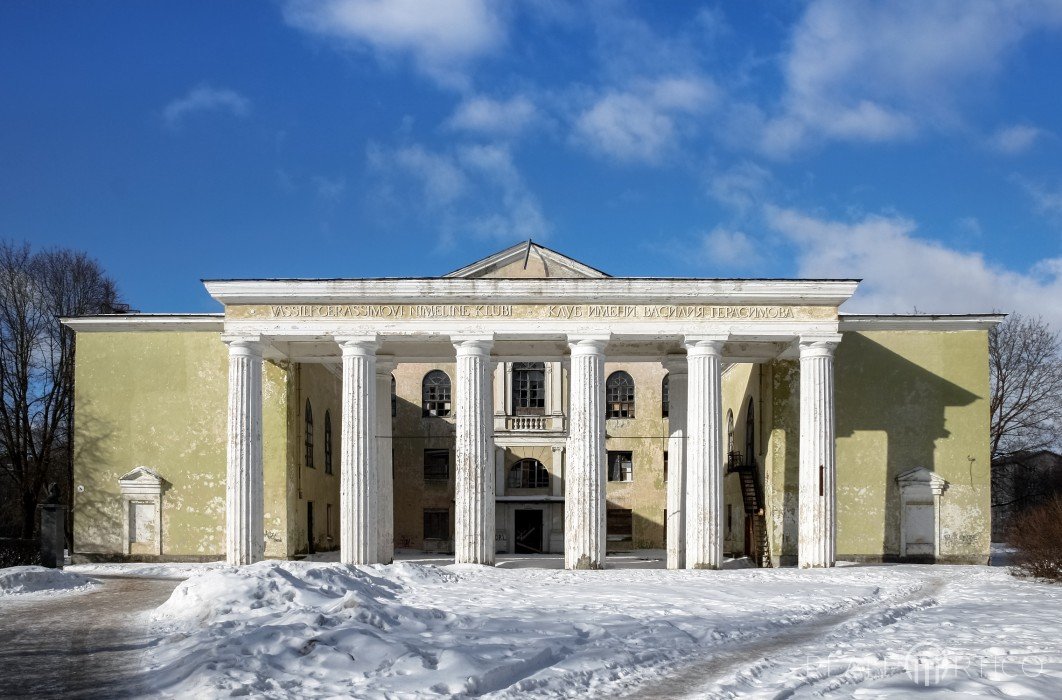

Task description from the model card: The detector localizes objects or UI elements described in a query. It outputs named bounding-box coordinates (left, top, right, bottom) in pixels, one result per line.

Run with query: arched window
left=727, top=409, right=735, bottom=456
left=507, top=458, right=549, bottom=488
left=606, top=371, right=635, bottom=418
left=391, top=374, right=397, bottom=418
left=512, top=362, right=545, bottom=415
left=422, top=370, right=452, bottom=417
left=745, top=397, right=755, bottom=464
left=661, top=374, right=670, bottom=418
left=304, top=399, right=314, bottom=469
left=324, top=410, right=333, bottom=475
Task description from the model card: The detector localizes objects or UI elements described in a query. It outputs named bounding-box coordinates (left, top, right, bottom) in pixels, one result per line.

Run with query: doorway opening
left=514, top=509, right=544, bottom=553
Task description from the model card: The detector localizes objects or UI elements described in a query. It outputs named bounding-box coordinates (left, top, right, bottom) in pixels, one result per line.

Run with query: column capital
left=452, top=334, right=494, bottom=356
left=798, top=334, right=842, bottom=358
left=684, top=335, right=727, bottom=356
left=222, top=335, right=264, bottom=357
left=567, top=333, right=610, bottom=355
left=662, top=353, right=688, bottom=375
left=336, top=335, right=379, bottom=356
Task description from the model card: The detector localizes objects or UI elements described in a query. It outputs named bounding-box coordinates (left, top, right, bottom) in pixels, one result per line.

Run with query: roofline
left=839, top=313, right=1006, bottom=332
left=202, top=278, right=862, bottom=306
left=442, top=241, right=611, bottom=278
left=61, top=313, right=224, bottom=332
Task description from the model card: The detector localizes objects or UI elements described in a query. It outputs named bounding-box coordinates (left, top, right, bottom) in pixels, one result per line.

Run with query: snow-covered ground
left=143, top=560, right=1062, bottom=698
left=66, top=560, right=224, bottom=580
left=0, top=565, right=98, bottom=597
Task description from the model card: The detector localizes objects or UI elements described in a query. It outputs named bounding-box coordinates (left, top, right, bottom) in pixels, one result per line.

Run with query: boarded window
left=324, top=410, right=333, bottom=475
left=606, top=371, right=635, bottom=418
left=512, top=362, right=546, bottom=415
left=422, top=370, right=452, bottom=417
left=424, top=449, right=450, bottom=481
left=508, top=458, right=550, bottom=488
left=424, top=508, right=449, bottom=540
left=607, top=451, right=633, bottom=482
left=304, top=399, right=314, bottom=469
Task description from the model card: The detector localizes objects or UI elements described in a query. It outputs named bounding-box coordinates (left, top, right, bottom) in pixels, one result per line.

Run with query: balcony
left=495, top=414, right=566, bottom=433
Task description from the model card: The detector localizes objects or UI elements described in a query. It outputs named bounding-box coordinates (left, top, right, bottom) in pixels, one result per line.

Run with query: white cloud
left=282, top=0, right=505, bottom=89
left=707, top=161, right=772, bottom=213
left=763, top=0, right=1062, bottom=156
left=1015, top=176, right=1062, bottom=218
left=701, top=226, right=760, bottom=269
left=445, top=95, right=538, bottom=137
left=574, top=76, right=716, bottom=164
left=367, top=142, right=549, bottom=246
left=764, top=205, right=1062, bottom=327
left=990, top=124, right=1045, bottom=154
left=163, top=85, right=250, bottom=127
left=312, top=176, right=347, bottom=202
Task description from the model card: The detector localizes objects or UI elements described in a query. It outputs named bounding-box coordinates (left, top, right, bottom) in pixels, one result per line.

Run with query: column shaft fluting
left=453, top=337, right=495, bottom=565
left=375, top=358, right=395, bottom=564
left=339, top=338, right=379, bottom=565
left=664, top=357, right=688, bottom=570
left=684, top=338, right=725, bottom=569
left=225, top=339, right=264, bottom=566
left=565, top=335, right=609, bottom=570
left=798, top=338, right=839, bottom=568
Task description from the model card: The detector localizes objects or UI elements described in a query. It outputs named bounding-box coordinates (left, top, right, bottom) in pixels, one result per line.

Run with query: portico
left=207, top=273, right=856, bottom=571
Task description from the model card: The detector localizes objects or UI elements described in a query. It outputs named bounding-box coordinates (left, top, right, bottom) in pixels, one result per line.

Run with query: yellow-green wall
left=72, top=331, right=291, bottom=559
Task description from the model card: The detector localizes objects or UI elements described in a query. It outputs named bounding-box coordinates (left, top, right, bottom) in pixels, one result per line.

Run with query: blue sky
left=2, top=1, right=1061, bottom=324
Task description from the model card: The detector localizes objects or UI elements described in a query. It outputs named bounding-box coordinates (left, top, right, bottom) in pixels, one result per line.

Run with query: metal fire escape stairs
left=727, top=452, right=772, bottom=568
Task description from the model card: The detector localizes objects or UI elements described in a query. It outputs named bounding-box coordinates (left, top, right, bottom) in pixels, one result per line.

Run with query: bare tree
left=989, top=314, right=1062, bottom=461
left=0, top=241, right=123, bottom=538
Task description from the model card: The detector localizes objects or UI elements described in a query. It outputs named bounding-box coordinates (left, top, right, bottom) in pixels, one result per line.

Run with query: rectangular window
left=607, top=508, right=633, bottom=542
left=727, top=503, right=733, bottom=534
left=607, top=451, right=633, bottom=482
left=424, top=449, right=450, bottom=481
left=423, top=508, right=449, bottom=540
left=663, top=508, right=667, bottom=545
left=663, top=451, right=668, bottom=482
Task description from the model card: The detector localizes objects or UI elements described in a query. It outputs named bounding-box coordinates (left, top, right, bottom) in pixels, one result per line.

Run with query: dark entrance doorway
left=307, top=501, right=315, bottom=555
left=514, top=509, right=543, bottom=553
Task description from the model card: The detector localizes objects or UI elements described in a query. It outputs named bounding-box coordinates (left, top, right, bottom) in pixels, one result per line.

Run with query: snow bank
left=0, top=565, right=97, bottom=596
left=146, top=560, right=917, bottom=698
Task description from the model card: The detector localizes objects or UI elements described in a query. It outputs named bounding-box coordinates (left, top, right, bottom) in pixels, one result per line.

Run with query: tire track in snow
left=622, top=574, right=945, bottom=699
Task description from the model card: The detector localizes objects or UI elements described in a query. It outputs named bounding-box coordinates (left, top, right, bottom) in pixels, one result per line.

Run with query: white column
left=338, top=336, right=379, bottom=565
left=798, top=336, right=840, bottom=568
left=225, top=337, right=264, bottom=566
left=375, top=356, right=395, bottom=564
left=664, top=355, right=688, bottom=570
left=565, top=334, right=609, bottom=570
left=684, top=336, right=726, bottom=569
left=453, top=335, right=495, bottom=565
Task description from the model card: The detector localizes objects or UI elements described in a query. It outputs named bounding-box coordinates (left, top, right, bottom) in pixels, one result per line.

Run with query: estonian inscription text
left=263, top=304, right=798, bottom=320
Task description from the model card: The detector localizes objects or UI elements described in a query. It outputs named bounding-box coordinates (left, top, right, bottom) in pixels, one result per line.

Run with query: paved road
left=0, top=576, right=180, bottom=699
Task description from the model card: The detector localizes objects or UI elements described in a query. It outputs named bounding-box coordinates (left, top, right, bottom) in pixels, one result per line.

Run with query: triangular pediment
left=444, top=241, right=609, bottom=279
left=118, top=466, right=164, bottom=485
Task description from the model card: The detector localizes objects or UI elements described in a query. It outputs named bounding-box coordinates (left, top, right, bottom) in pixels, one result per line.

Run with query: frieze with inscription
left=228, top=303, right=834, bottom=321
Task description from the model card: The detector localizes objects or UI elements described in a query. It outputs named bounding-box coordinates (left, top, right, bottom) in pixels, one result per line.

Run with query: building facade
left=64, top=243, right=1000, bottom=567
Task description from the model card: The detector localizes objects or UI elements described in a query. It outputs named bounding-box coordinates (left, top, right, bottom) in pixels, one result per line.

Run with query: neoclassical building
left=64, top=243, right=1000, bottom=568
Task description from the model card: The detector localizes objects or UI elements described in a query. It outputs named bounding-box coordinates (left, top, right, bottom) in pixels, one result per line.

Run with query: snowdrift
left=0, top=565, right=97, bottom=596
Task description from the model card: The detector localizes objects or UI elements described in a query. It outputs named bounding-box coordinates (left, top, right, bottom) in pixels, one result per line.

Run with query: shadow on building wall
left=834, top=334, right=980, bottom=561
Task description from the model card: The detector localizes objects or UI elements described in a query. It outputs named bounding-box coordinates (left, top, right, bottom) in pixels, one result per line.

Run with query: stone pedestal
left=799, top=337, right=840, bottom=568
left=339, top=336, right=379, bottom=565
left=664, top=355, right=688, bottom=570
left=225, top=338, right=264, bottom=566
left=565, top=334, right=609, bottom=570
left=453, top=336, right=495, bottom=565
left=684, top=337, right=725, bottom=569
left=38, top=505, right=67, bottom=568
